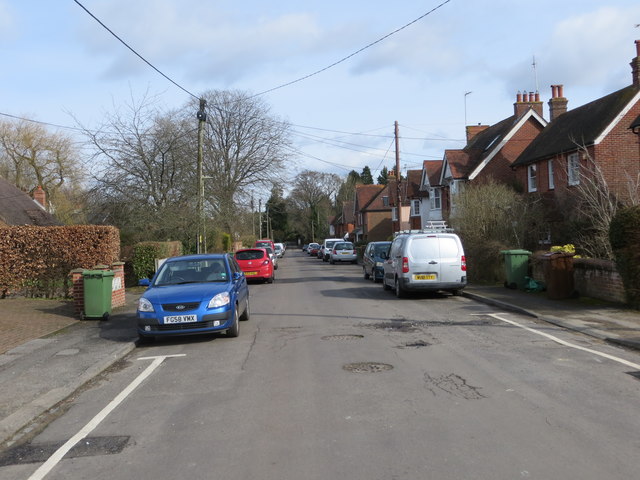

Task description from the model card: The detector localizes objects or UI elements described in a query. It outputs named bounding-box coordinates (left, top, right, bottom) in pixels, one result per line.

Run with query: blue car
left=362, top=241, right=392, bottom=282
left=137, top=254, right=250, bottom=342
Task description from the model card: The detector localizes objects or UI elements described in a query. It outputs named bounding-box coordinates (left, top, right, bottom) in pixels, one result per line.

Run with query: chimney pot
left=516, top=92, right=522, bottom=102
left=636, top=39, right=640, bottom=57
left=558, top=85, right=564, bottom=98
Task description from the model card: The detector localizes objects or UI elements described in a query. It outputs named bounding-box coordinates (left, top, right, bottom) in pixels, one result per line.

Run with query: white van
left=320, top=238, right=344, bottom=262
left=381, top=228, right=466, bottom=298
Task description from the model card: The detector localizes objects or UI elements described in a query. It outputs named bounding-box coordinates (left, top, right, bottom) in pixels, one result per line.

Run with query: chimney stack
left=631, top=39, right=640, bottom=86
left=466, top=124, right=489, bottom=143
left=548, top=84, right=568, bottom=122
left=514, top=91, right=543, bottom=117
left=32, top=185, right=47, bottom=209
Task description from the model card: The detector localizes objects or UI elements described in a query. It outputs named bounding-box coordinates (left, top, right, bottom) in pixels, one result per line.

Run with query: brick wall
left=573, top=258, right=626, bottom=304
left=69, top=262, right=127, bottom=317
left=531, top=255, right=626, bottom=304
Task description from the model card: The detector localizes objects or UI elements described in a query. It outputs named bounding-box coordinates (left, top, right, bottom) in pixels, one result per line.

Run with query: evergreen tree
left=361, top=166, right=373, bottom=184
left=377, top=166, right=389, bottom=185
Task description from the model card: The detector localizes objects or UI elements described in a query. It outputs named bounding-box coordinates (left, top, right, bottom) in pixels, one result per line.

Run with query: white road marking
left=27, top=354, right=185, bottom=480
left=478, top=313, right=640, bottom=370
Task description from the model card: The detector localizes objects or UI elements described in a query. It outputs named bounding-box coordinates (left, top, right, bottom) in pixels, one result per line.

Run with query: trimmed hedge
left=0, top=225, right=120, bottom=298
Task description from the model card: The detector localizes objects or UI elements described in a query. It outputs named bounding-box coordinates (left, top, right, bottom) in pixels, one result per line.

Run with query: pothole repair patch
left=0, top=436, right=131, bottom=466
left=343, top=362, right=393, bottom=373
left=322, top=335, right=364, bottom=341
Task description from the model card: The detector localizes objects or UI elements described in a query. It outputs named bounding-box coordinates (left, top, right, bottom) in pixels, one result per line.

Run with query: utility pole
left=258, top=199, right=262, bottom=239
left=196, top=98, right=207, bottom=254
left=394, top=120, right=402, bottom=232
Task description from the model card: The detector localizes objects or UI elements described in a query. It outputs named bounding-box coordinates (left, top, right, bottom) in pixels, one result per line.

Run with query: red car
left=234, top=248, right=274, bottom=283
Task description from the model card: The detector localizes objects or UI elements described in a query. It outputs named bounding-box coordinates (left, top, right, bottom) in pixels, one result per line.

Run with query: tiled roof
left=355, top=184, right=385, bottom=211
left=423, top=160, right=442, bottom=186
left=405, top=170, right=426, bottom=198
left=342, top=201, right=355, bottom=224
left=513, top=85, right=640, bottom=167
left=0, top=178, right=61, bottom=226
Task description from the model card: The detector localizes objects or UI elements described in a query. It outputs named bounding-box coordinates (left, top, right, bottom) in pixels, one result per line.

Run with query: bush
left=132, top=241, right=183, bottom=280
left=609, top=206, right=640, bottom=308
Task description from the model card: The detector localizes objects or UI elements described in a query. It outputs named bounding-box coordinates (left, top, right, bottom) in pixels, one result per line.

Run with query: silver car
left=329, top=241, right=358, bottom=264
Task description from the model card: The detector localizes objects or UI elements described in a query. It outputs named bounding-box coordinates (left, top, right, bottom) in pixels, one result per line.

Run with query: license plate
left=414, top=274, right=436, bottom=281
left=164, top=314, right=197, bottom=324
left=245, top=271, right=258, bottom=276
left=340, top=251, right=350, bottom=255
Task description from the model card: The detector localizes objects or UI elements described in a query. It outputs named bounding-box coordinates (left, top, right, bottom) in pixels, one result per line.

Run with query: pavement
left=1, top=285, right=639, bottom=449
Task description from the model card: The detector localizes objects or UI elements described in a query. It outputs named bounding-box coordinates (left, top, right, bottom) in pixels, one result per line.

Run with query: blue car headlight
left=208, top=292, right=230, bottom=309
left=138, top=297, right=155, bottom=312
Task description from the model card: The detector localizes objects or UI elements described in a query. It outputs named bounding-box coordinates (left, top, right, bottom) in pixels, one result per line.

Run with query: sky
left=2, top=0, right=640, bottom=187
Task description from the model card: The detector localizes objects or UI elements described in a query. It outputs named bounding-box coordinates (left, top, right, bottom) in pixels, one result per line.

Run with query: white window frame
left=527, top=164, right=537, bottom=192
left=567, top=153, right=580, bottom=186
left=548, top=160, right=555, bottom=190
left=382, top=196, right=389, bottom=207
left=430, top=188, right=442, bottom=210
left=410, top=199, right=420, bottom=216
left=391, top=207, right=398, bottom=221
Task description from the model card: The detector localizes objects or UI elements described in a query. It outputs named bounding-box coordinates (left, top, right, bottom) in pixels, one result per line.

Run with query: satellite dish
left=343, top=232, right=349, bottom=240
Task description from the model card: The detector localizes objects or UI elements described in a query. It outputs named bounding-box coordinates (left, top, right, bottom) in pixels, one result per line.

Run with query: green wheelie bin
left=82, top=269, right=114, bottom=320
left=500, top=250, right=532, bottom=290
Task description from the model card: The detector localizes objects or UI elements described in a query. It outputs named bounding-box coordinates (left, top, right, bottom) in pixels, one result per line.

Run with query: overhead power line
left=253, top=0, right=453, bottom=97
left=73, top=0, right=199, bottom=100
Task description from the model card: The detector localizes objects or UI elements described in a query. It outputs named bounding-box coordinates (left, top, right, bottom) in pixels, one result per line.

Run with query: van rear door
left=408, top=234, right=462, bottom=283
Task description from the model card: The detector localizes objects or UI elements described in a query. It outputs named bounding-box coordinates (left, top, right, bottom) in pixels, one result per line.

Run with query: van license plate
left=414, top=274, right=436, bottom=280
left=164, top=315, right=197, bottom=324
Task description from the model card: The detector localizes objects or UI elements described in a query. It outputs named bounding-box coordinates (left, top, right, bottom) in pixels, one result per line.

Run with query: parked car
left=263, top=245, right=278, bottom=269
left=308, top=243, right=321, bottom=256
left=320, top=238, right=344, bottom=262
left=234, top=248, right=274, bottom=283
left=302, top=244, right=309, bottom=252
left=329, top=241, right=358, bottom=264
left=274, top=243, right=285, bottom=258
left=255, top=239, right=276, bottom=253
left=382, top=229, right=466, bottom=298
left=137, top=254, right=250, bottom=342
left=363, top=241, right=392, bottom=282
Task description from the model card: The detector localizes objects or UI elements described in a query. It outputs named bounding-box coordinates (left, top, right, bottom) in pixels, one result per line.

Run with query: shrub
left=132, top=241, right=183, bottom=280
left=609, top=206, right=640, bottom=308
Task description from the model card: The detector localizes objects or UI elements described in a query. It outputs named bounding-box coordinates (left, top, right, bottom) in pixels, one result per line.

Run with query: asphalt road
left=2, top=250, right=640, bottom=479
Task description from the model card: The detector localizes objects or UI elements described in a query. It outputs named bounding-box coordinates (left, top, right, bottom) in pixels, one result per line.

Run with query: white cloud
left=0, top=1, right=15, bottom=40
left=503, top=5, right=640, bottom=96
left=349, top=23, right=461, bottom=78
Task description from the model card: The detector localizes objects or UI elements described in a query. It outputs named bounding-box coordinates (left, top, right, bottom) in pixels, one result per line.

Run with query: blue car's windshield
left=154, top=259, right=228, bottom=286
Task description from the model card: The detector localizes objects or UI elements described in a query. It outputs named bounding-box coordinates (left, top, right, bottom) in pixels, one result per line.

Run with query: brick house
left=440, top=92, right=548, bottom=217
left=511, top=40, right=640, bottom=234
left=388, top=170, right=425, bottom=231
left=331, top=200, right=355, bottom=240
left=353, top=184, right=392, bottom=242
left=0, top=179, right=61, bottom=226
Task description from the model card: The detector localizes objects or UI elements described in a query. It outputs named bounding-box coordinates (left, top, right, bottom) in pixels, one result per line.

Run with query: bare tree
left=562, top=145, right=640, bottom=259
left=0, top=118, right=84, bottom=221
left=288, top=170, right=342, bottom=241
left=192, top=90, right=292, bottom=236
left=81, top=93, right=198, bottom=244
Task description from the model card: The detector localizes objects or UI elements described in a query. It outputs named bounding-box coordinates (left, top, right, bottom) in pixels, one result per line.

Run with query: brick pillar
left=111, top=262, right=126, bottom=308
left=69, top=268, right=85, bottom=316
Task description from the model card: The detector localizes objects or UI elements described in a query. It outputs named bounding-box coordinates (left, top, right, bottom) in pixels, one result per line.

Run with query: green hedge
left=0, top=225, right=120, bottom=298
left=132, top=241, right=183, bottom=280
